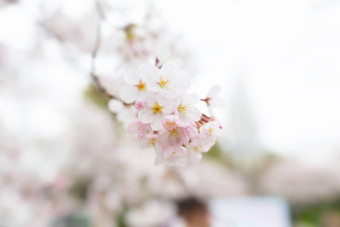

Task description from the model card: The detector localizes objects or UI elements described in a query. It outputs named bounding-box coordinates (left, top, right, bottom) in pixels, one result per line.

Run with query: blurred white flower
left=259, top=159, right=340, bottom=205
left=108, top=99, right=136, bottom=128
left=126, top=200, right=177, bottom=227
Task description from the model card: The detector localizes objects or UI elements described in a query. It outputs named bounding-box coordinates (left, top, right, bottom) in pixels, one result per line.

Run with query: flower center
left=152, top=102, right=163, bottom=114
left=166, top=121, right=176, bottom=128
left=157, top=76, right=170, bottom=89
left=208, top=128, right=214, bottom=137
left=194, top=146, right=201, bottom=153
left=169, top=129, right=178, bottom=138
left=147, top=138, right=157, bottom=147
left=136, top=80, right=146, bottom=91
left=177, top=104, right=190, bottom=115
left=125, top=24, right=136, bottom=42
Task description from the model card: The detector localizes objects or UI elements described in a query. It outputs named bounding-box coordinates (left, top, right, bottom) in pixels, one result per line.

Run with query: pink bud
left=135, top=99, right=144, bottom=110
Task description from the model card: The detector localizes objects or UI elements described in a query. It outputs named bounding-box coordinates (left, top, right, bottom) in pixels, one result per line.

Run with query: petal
left=123, top=69, right=140, bottom=85
left=173, top=71, right=189, bottom=84
left=157, top=47, right=171, bottom=63
left=108, top=99, right=123, bottom=113
left=140, top=63, right=160, bottom=81
left=162, top=114, right=179, bottom=131
left=210, top=97, right=225, bottom=108
left=127, top=119, right=139, bottom=135
left=207, top=85, right=221, bottom=98
left=138, top=109, right=154, bottom=123
left=190, top=106, right=202, bottom=121
left=184, top=125, right=199, bottom=139
left=120, top=86, right=138, bottom=103
left=160, top=99, right=175, bottom=114
left=150, top=115, right=164, bottom=130
left=159, top=61, right=174, bottom=75
left=183, top=94, right=200, bottom=105
left=169, top=78, right=189, bottom=94
left=160, top=60, right=181, bottom=75
left=178, top=113, right=190, bottom=125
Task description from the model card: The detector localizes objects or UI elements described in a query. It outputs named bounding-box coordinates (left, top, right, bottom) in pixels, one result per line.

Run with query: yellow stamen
left=194, top=146, right=201, bottom=153
left=165, top=121, right=176, bottom=128
left=125, top=24, right=136, bottom=42
left=208, top=128, right=213, bottom=137
left=147, top=138, right=157, bottom=147
left=169, top=129, right=178, bottom=138
left=157, top=76, right=170, bottom=88
left=136, top=80, right=146, bottom=91
left=152, top=102, right=163, bottom=114
left=177, top=104, right=190, bottom=115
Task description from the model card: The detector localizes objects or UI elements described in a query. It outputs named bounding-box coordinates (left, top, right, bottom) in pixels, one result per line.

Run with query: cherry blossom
left=136, top=133, right=159, bottom=149
left=175, top=94, right=201, bottom=126
left=198, top=121, right=223, bottom=152
left=120, top=66, right=150, bottom=103
left=158, top=126, right=190, bottom=149
left=162, top=114, right=180, bottom=132
left=107, top=60, right=223, bottom=166
left=155, top=145, right=188, bottom=167
left=147, top=60, right=189, bottom=98
left=202, top=85, right=225, bottom=116
left=127, top=119, right=150, bottom=138
left=138, top=95, right=174, bottom=130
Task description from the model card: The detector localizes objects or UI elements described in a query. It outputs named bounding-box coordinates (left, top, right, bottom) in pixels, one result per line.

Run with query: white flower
left=198, top=121, right=223, bottom=152
left=175, top=94, right=201, bottom=126
left=148, top=60, right=189, bottom=98
left=120, top=64, right=153, bottom=103
left=203, top=85, right=225, bottom=115
left=138, top=95, right=174, bottom=130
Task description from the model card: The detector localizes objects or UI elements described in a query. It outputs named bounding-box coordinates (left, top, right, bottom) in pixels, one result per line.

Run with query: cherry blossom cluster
left=110, top=60, right=223, bottom=166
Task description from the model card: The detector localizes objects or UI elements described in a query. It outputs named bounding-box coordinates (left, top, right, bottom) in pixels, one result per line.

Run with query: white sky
left=156, top=0, right=340, bottom=161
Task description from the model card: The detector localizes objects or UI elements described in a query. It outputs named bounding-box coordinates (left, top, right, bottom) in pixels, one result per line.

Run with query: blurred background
left=1, top=0, right=340, bottom=226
